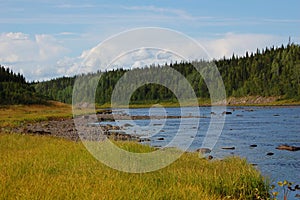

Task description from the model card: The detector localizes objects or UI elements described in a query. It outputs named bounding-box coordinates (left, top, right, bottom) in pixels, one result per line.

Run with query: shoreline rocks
left=13, top=117, right=140, bottom=142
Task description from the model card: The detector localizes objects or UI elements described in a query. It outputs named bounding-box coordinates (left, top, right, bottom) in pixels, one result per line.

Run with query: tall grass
left=0, top=101, right=71, bottom=128
left=0, top=134, right=269, bottom=199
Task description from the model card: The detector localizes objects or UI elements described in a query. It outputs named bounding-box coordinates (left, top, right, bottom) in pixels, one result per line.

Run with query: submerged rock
left=276, top=145, right=300, bottom=151
left=222, top=147, right=235, bottom=150
left=222, top=111, right=232, bottom=115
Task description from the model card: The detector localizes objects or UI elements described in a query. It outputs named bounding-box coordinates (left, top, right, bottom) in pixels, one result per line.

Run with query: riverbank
left=0, top=133, right=269, bottom=199
left=0, top=101, right=272, bottom=199
left=96, top=96, right=300, bottom=108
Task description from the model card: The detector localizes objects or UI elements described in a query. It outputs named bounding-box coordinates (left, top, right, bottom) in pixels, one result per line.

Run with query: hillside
left=0, top=65, right=46, bottom=105
left=34, top=43, right=300, bottom=105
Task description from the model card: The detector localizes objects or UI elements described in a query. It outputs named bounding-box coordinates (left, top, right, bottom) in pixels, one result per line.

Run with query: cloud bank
left=0, top=31, right=291, bottom=81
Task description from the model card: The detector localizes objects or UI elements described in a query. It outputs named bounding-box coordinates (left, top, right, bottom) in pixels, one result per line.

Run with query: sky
left=0, top=0, right=300, bottom=81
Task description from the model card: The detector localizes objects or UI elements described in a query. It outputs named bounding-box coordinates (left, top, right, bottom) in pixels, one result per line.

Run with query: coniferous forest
left=34, top=43, right=300, bottom=105
left=0, top=65, right=45, bottom=105
left=1, top=43, right=300, bottom=105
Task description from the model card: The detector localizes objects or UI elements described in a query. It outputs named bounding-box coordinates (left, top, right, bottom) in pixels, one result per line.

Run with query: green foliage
left=0, top=65, right=46, bottom=105
left=34, top=76, right=74, bottom=104
left=34, top=43, right=300, bottom=105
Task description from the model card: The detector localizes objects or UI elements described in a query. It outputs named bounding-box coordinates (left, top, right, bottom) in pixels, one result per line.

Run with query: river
left=109, top=106, right=300, bottom=199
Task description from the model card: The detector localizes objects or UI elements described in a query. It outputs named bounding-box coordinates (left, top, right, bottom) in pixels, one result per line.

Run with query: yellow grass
left=0, top=101, right=71, bottom=128
left=0, top=134, right=269, bottom=200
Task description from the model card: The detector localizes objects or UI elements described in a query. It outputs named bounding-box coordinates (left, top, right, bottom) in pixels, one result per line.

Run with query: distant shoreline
left=95, top=96, right=300, bottom=109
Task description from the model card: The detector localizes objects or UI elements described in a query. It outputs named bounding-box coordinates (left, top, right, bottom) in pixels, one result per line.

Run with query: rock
left=96, top=109, right=112, bottom=114
left=276, top=144, right=300, bottom=151
left=123, top=123, right=133, bottom=127
left=138, top=138, right=151, bottom=142
left=28, top=129, right=51, bottom=135
left=266, top=152, right=274, bottom=156
left=112, top=126, right=120, bottom=130
left=221, top=147, right=235, bottom=150
left=196, top=148, right=212, bottom=154
left=222, top=111, right=232, bottom=115
left=250, top=144, right=257, bottom=148
left=157, top=137, right=165, bottom=141
left=153, top=124, right=162, bottom=126
left=207, top=155, right=213, bottom=160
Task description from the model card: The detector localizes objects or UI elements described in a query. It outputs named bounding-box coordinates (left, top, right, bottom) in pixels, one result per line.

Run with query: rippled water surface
left=113, top=106, right=300, bottom=199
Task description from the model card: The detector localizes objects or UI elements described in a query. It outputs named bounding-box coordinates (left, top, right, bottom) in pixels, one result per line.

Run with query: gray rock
left=196, top=148, right=211, bottom=154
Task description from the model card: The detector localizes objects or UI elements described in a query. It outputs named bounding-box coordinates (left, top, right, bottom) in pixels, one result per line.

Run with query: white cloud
left=0, top=32, right=67, bottom=63
left=0, top=31, right=291, bottom=81
left=35, top=34, right=68, bottom=61
left=0, top=32, right=69, bottom=80
left=55, top=31, right=286, bottom=78
left=201, top=33, right=284, bottom=59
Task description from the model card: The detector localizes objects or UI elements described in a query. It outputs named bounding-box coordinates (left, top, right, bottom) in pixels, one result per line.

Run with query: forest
left=1, top=43, right=300, bottom=105
left=0, top=65, right=45, bottom=105
left=34, top=43, right=300, bottom=105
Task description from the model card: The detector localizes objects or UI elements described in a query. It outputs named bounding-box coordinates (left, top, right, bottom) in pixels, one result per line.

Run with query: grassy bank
left=0, top=101, right=71, bottom=128
left=0, top=134, right=269, bottom=199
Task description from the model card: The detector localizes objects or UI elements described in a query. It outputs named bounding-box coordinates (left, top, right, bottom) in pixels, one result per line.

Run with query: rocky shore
left=11, top=113, right=202, bottom=142
left=12, top=115, right=140, bottom=142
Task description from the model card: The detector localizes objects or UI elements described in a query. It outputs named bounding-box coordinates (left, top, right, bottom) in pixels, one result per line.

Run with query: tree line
left=35, top=43, right=300, bottom=105
left=2, top=43, right=299, bottom=105
left=0, top=65, right=46, bottom=105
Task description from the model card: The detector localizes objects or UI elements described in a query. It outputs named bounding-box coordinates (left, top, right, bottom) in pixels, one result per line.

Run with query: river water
left=110, top=106, right=300, bottom=199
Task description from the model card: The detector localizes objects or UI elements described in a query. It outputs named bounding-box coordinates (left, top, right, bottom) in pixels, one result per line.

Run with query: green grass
left=0, top=134, right=269, bottom=200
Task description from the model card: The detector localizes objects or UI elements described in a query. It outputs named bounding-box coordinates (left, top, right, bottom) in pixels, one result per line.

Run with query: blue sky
left=0, top=0, right=299, bottom=80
